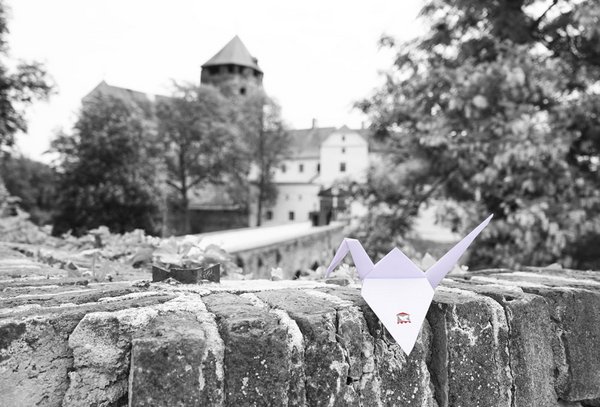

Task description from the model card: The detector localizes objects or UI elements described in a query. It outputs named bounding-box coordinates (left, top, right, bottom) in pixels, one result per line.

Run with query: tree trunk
left=256, top=180, right=263, bottom=227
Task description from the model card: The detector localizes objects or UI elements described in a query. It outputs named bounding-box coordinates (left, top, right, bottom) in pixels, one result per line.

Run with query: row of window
left=281, top=162, right=346, bottom=173
left=206, top=64, right=262, bottom=78
left=264, top=211, right=296, bottom=221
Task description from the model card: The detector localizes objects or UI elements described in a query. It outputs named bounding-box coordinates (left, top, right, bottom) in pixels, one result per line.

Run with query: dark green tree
left=51, top=94, right=162, bottom=236
left=358, top=0, right=600, bottom=269
left=0, top=0, right=53, bottom=148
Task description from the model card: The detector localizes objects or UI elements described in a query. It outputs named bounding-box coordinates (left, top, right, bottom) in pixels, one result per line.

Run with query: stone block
left=203, top=292, right=293, bottom=406
left=129, top=311, right=224, bottom=406
left=520, top=286, right=600, bottom=401
left=427, top=287, right=512, bottom=407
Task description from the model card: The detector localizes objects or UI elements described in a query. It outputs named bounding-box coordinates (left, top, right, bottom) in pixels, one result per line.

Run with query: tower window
left=208, top=66, right=219, bottom=75
left=299, top=163, right=304, bottom=173
left=340, top=162, right=346, bottom=172
left=289, top=211, right=295, bottom=221
left=228, top=64, right=235, bottom=73
left=240, top=87, right=246, bottom=95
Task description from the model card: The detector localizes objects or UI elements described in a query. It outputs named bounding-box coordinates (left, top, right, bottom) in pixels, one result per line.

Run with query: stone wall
left=2, top=248, right=600, bottom=406
left=233, top=223, right=344, bottom=278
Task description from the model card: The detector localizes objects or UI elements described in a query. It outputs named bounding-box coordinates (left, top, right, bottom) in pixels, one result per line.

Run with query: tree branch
left=165, top=179, right=182, bottom=192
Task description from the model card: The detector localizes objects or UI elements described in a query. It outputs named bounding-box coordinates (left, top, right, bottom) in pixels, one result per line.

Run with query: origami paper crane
left=325, top=215, right=493, bottom=355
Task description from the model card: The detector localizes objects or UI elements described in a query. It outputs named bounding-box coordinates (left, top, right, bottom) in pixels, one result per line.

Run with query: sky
left=7, top=0, right=424, bottom=162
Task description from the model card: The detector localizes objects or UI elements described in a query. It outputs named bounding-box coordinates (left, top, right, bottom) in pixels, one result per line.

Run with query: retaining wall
left=1, top=249, right=600, bottom=406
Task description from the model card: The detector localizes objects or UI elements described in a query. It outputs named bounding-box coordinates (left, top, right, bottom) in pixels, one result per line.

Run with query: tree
left=235, top=89, right=289, bottom=226
left=358, top=0, right=600, bottom=269
left=0, top=154, right=58, bottom=224
left=51, top=94, right=162, bottom=236
left=156, top=84, right=245, bottom=234
left=0, top=0, right=53, bottom=148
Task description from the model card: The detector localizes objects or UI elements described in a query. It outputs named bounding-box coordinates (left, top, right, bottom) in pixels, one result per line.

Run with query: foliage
left=358, top=0, right=600, bottom=269
left=233, top=87, right=290, bottom=226
left=0, top=0, right=53, bottom=148
left=51, top=94, right=162, bottom=236
left=156, top=84, right=245, bottom=234
left=0, top=154, right=58, bottom=224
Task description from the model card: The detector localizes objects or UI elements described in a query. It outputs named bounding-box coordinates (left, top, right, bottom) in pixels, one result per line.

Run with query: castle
left=84, top=36, right=380, bottom=233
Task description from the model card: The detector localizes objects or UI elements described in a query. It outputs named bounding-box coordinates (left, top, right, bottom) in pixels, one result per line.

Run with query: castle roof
left=82, top=81, right=171, bottom=106
left=287, top=127, right=337, bottom=159
left=287, top=126, right=375, bottom=159
left=202, top=36, right=262, bottom=73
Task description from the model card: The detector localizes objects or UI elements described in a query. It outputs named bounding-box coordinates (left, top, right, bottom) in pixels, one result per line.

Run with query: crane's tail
left=424, top=214, right=493, bottom=289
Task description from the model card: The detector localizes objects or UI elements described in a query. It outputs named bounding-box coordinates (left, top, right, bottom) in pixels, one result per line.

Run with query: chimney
left=312, top=118, right=318, bottom=129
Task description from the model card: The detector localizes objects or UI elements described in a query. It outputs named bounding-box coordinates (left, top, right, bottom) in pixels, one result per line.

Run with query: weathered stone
left=519, top=286, right=600, bottom=401
left=203, top=292, right=293, bottom=406
left=445, top=280, right=558, bottom=407
left=62, top=306, right=160, bottom=407
left=427, top=287, right=512, bottom=407
left=254, top=289, right=355, bottom=406
left=314, top=285, right=437, bottom=407
left=0, top=294, right=173, bottom=406
left=240, top=292, right=307, bottom=406
left=2, top=264, right=600, bottom=406
left=129, top=310, right=224, bottom=406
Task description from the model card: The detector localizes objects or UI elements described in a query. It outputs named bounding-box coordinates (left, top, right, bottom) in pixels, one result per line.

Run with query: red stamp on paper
left=396, top=312, right=411, bottom=324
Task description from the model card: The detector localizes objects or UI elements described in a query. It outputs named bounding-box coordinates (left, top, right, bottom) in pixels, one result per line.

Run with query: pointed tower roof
left=202, top=36, right=262, bottom=73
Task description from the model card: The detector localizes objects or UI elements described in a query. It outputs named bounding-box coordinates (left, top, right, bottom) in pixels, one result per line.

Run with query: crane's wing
left=425, top=214, right=493, bottom=289
left=325, top=238, right=374, bottom=279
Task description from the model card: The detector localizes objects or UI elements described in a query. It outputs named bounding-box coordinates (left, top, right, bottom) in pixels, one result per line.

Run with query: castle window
left=342, top=135, right=346, bottom=142
left=299, top=163, right=304, bottom=173
left=342, top=147, right=346, bottom=154
left=289, top=211, right=295, bottom=221
left=240, top=87, right=246, bottom=95
left=340, top=162, right=346, bottom=172
left=265, top=210, right=273, bottom=220
left=281, top=164, right=287, bottom=173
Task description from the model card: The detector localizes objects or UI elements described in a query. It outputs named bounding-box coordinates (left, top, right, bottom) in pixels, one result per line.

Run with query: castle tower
left=201, top=36, right=263, bottom=96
